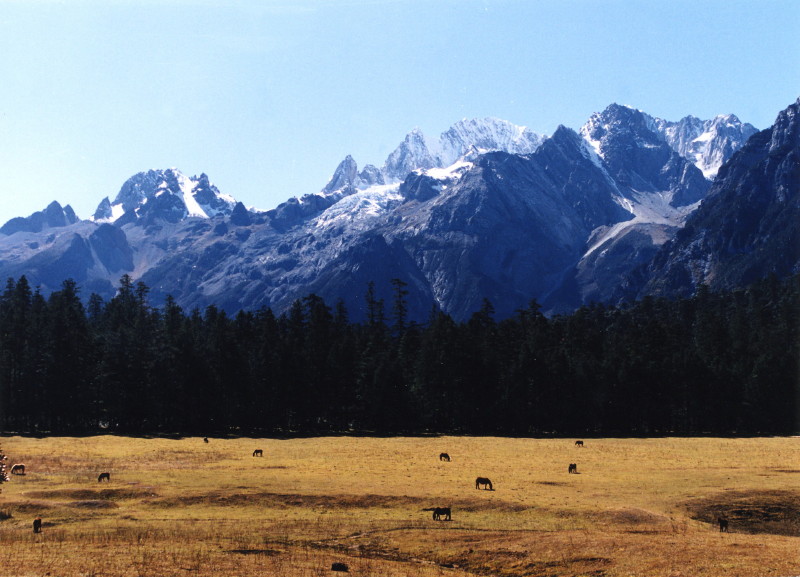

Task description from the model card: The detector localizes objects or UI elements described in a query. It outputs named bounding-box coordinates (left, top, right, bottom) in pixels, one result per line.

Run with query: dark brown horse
left=439, top=452, right=451, bottom=462
left=98, top=472, right=111, bottom=482
left=33, top=517, right=42, bottom=533
left=253, top=449, right=263, bottom=457
left=10, top=464, right=25, bottom=475
left=475, top=477, right=493, bottom=490
left=568, top=463, right=578, bottom=474
left=423, top=506, right=452, bottom=521
left=718, top=517, right=729, bottom=532
left=575, top=440, right=584, bottom=447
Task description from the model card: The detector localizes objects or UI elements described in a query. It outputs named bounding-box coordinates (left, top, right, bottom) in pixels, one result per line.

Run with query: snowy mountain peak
left=382, top=128, right=438, bottom=181
left=437, top=117, right=546, bottom=165
left=581, top=105, right=758, bottom=179
left=92, top=168, right=236, bottom=224
left=323, top=155, right=360, bottom=194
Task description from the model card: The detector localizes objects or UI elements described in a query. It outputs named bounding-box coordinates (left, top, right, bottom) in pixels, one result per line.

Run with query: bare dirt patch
left=68, top=500, right=119, bottom=509
left=595, top=507, right=670, bottom=526
left=682, top=490, right=800, bottom=536
left=25, top=488, right=157, bottom=500
left=149, top=491, right=531, bottom=514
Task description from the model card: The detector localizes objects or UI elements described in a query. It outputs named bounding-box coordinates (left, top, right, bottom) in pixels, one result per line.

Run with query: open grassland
left=1, top=435, right=799, bottom=577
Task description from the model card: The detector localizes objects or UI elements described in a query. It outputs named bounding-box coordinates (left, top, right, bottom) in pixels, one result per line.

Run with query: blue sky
left=0, top=0, right=797, bottom=225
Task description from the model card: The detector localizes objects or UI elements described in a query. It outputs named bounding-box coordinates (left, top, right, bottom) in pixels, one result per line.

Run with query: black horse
left=475, top=477, right=493, bottom=490
left=423, top=506, right=452, bottom=521
left=439, top=452, right=451, bottom=462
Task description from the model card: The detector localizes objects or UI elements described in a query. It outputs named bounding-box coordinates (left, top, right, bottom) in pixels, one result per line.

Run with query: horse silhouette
left=98, top=472, right=110, bottom=482
left=575, top=440, right=584, bottom=447
left=423, top=506, right=451, bottom=521
left=568, top=463, right=578, bottom=474
left=718, top=517, right=729, bottom=532
left=33, top=517, right=42, bottom=533
left=253, top=449, right=263, bottom=457
left=475, top=477, right=493, bottom=490
left=439, top=452, right=451, bottom=462
left=10, top=464, right=25, bottom=475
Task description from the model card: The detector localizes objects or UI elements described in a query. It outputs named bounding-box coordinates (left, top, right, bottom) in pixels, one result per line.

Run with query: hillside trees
left=0, top=274, right=796, bottom=436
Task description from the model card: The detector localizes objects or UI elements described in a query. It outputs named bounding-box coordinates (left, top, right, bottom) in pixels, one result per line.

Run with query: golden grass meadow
left=1, top=435, right=799, bottom=577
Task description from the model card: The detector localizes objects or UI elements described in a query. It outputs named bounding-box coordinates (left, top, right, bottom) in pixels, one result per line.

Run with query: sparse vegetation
left=0, top=435, right=798, bottom=576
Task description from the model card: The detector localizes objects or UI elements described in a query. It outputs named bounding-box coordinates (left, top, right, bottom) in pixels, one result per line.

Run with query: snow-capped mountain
left=626, top=97, right=800, bottom=299
left=0, top=102, right=788, bottom=322
left=92, top=169, right=237, bottom=225
left=654, top=114, right=758, bottom=179
left=582, top=105, right=757, bottom=180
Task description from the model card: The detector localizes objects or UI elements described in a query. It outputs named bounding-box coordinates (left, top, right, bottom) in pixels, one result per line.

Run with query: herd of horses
left=10, top=437, right=731, bottom=534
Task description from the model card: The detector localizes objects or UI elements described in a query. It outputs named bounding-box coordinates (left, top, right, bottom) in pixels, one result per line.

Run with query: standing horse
left=33, top=517, right=42, bottom=533
left=718, top=517, right=729, bottom=532
left=475, top=477, right=493, bottom=490
left=439, top=452, right=451, bottom=462
left=568, top=463, right=578, bottom=474
left=253, top=449, right=263, bottom=457
left=575, top=440, right=584, bottom=447
left=98, top=472, right=111, bottom=482
left=10, top=464, right=25, bottom=475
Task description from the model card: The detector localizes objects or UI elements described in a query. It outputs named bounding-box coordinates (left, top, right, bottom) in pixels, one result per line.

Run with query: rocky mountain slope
left=626, top=97, right=799, bottom=299
left=0, top=104, right=783, bottom=321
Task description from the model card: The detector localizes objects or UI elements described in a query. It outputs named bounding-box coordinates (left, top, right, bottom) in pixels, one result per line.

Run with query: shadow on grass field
left=1, top=435, right=799, bottom=576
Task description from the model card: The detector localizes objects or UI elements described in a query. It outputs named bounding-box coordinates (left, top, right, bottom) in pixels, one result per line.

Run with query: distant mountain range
left=0, top=99, right=796, bottom=322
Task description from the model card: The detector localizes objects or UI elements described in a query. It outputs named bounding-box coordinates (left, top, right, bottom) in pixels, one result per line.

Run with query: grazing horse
left=253, top=449, right=263, bottom=457
left=422, top=507, right=452, bottom=521
left=10, top=464, right=25, bottom=475
left=433, top=506, right=451, bottom=521
left=203, top=437, right=209, bottom=443
left=98, top=472, right=111, bottom=483
left=575, top=440, right=584, bottom=447
left=33, top=517, right=42, bottom=533
left=718, top=517, right=729, bottom=532
left=475, top=477, right=493, bottom=490
left=568, top=463, right=578, bottom=474
left=439, top=452, right=451, bottom=462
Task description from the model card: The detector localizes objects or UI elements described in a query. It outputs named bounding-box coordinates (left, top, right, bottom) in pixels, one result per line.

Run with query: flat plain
left=1, top=435, right=799, bottom=577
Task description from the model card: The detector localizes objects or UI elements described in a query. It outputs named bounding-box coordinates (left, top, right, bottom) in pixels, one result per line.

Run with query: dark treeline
left=0, top=274, right=797, bottom=436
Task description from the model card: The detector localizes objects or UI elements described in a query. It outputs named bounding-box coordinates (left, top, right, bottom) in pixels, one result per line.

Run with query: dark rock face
left=630, top=98, right=800, bottom=299
left=0, top=201, right=78, bottom=235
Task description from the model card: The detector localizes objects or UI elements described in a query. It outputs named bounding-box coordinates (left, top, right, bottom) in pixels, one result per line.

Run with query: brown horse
left=475, top=477, right=493, bottom=490
left=439, top=452, right=451, bottom=462
left=568, top=463, right=578, bottom=474
left=718, top=517, right=729, bottom=532
left=575, top=440, right=584, bottom=447
left=253, top=449, right=263, bottom=457
left=98, top=472, right=111, bottom=482
left=33, top=517, right=42, bottom=533
left=10, top=464, right=25, bottom=475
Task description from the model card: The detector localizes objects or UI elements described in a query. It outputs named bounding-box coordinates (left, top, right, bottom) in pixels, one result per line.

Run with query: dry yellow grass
left=1, top=435, right=799, bottom=577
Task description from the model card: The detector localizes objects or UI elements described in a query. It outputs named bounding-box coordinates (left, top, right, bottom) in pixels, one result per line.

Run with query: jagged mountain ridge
left=624, top=97, right=800, bottom=299
left=0, top=104, right=782, bottom=321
